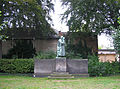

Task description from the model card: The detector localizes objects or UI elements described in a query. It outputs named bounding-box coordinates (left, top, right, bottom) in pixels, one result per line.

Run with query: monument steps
left=33, top=73, right=89, bottom=78
left=48, top=76, right=74, bottom=79
left=52, top=72, right=69, bottom=75
left=48, top=72, right=74, bottom=79
left=72, top=74, right=89, bottom=78
left=50, top=74, right=72, bottom=77
left=48, top=73, right=89, bottom=79
left=48, top=75, right=74, bottom=79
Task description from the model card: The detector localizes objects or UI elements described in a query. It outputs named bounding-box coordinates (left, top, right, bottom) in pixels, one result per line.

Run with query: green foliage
left=117, top=17, right=120, bottom=24
left=0, top=22, right=8, bottom=40
left=66, top=51, right=82, bottom=59
left=66, top=33, right=92, bottom=59
left=66, top=41, right=91, bottom=59
left=98, top=46, right=102, bottom=49
left=0, top=11, right=1, bottom=16
left=0, top=59, right=34, bottom=73
left=34, top=51, right=56, bottom=59
left=111, top=26, right=120, bottom=54
left=0, top=0, right=54, bottom=37
left=62, top=0, right=120, bottom=34
left=110, top=17, right=120, bottom=54
left=4, top=40, right=36, bottom=59
left=88, top=55, right=120, bottom=76
left=0, top=11, right=8, bottom=40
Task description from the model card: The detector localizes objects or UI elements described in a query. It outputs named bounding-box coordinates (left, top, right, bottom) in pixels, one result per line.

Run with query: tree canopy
left=62, top=0, right=120, bottom=35
left=0, top=0, right=54, bottom=37
left=111, top=17, right=120, bottom=54
left=0, top=11, right=8, bottom=40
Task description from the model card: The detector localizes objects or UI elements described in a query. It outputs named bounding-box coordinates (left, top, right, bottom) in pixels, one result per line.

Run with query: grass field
left=0, top=75, right=120, bottom=89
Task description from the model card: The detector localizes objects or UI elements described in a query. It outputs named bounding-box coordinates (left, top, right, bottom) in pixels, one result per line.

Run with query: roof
left=98, top=49, right=116, bottom=54
left=6, top=28, right=60, bottom=40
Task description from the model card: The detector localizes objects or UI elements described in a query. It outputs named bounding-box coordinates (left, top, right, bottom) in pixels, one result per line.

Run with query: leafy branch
left=0, top=11, right=8, bottom=40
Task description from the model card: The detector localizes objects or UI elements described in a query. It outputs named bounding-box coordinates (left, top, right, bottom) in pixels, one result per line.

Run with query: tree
left=0, top=11, right=8, bottom=59
left=62, top=0, right=120, bottom=34
left=110, top=17, right=120, bottom=55
left=0, top=11, right=3, bottom=58
left=0, top=0, right=54, bottom=37
left=0, top=11, right=8, bottom=40
left=0, top=0, right=54, bottom=59
left=61, top=0, right=120, bottom=58
left=110, top=17, right=120, bottom=63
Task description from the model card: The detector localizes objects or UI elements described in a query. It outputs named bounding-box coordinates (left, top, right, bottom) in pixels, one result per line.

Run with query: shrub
left=66, top=51, right=82, bottom=59
left=88, top=55, right=120, bottom=76
left=34, top=51, right=56, bottom=59
left=0, top=59, right=34, bottom=73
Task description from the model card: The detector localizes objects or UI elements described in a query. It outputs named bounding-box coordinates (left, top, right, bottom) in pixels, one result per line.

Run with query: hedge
left=88, top=55, right=120, bottom=76
left=0, top=57, right=120, bottom=76
left=0, top=59, right=34, bottom=73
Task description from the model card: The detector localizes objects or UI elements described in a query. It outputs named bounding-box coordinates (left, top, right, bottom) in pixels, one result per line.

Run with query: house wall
left=2, top=35, right=98, bottom=56
left=2, top=40, right=13, bottom=55
left=2, top=39, right=58, bottom=55
left=32, top=39, right=58, bottom=53
left=98, top=54, right=116, bottom=62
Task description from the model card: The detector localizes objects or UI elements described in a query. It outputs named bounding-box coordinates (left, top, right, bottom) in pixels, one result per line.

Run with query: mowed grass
left=0, top=75, right=120, bottom=89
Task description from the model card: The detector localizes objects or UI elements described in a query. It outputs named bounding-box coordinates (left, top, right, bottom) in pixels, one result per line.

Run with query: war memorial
left=34, top=35, right=89, bottom=78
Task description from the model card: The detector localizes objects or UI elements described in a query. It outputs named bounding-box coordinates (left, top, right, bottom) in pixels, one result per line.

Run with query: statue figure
left=57, top=36, right=65, bottom=57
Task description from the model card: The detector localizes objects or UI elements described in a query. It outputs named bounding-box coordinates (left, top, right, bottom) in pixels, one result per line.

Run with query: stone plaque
left=56, top=58, right=67, bottom=72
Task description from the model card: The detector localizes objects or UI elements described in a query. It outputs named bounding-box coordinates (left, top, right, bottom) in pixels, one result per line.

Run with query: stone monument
left=34, top=31, right=89, bottom=78
left=56, top=35, right=67, bottom=73
left=56, top=36, right=65, bottom=57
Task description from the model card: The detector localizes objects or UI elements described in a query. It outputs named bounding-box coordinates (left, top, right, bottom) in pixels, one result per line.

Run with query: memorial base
left=34, top=58, right=89, bottom=78
left=56, top=57, right=67, bottom=72
left=48, top=57, right=74, bottom=79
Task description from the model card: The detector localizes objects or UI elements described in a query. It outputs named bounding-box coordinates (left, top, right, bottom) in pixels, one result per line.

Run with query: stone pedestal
left=48, top=57, right=74, bottom=79
left=34, top=58, right=89, bottom=78
left=56, top=57, right=67, bottom=72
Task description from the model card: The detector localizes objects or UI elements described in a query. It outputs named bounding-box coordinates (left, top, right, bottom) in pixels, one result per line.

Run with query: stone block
left=34, top=59, right=89, bottom=78
left=56, top=58, right=67, bottom=72
left=34, top=59, right=56, bottom=74
left=67, top=59, right=88, bottom=74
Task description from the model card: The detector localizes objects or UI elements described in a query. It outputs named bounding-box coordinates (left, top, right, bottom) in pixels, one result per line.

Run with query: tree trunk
left=0, top=40, right=2, bottom=59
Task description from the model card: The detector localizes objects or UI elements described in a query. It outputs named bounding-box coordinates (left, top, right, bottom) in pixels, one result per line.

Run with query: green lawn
left=0, top=75, right=120, bottom=89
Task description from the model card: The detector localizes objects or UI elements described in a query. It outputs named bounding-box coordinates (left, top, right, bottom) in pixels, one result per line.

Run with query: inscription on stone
left=56, top=58, right=67, bottom=72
